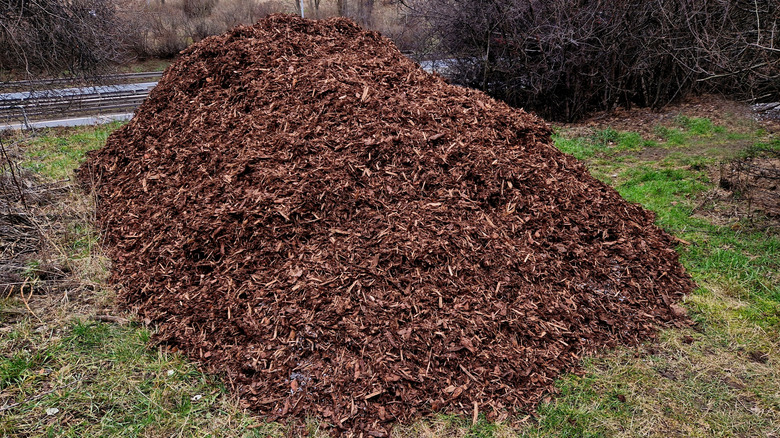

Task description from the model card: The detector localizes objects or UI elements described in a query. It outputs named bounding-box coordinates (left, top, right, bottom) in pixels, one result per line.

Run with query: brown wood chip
left=78, top=14, right=695, bottom=435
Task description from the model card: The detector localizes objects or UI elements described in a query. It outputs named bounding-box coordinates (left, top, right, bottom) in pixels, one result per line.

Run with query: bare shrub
left=407, top=0, right=780, bottom=121
left=121, top=0, right=293, bottom=59
left=364, top=1, right=424, bottom=53
left=215, top=0, right=289, bottom=28
left=124, top=1, right=193, bottom=58
left=0, top=0, right=128, bottom=76
left=119, top=0, right=421, bottom=62
left=183, top=0, right=219, bottom=19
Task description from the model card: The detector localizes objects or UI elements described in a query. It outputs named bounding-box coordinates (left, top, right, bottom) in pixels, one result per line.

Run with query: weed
left=0, top=349, right=52, bottom=389
left=553, top=135, right=601, bottom=160
left=553, top=128, right=655, bottom=161
left=653, top=116, right=729, bottom=147
left=738, top=136, right=780, bottom=159
left=595, top=127, right=620, bottom=145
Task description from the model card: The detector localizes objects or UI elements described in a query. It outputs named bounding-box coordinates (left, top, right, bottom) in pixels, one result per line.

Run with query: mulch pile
left=79, top=15, right=695, bottom=434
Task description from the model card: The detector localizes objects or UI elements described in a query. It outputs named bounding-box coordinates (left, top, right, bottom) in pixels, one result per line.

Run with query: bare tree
left=356, top=0, right=373, bottom=27
left=332, top=0, right=374, bottom=27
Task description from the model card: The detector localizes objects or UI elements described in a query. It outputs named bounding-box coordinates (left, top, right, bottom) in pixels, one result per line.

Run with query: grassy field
left=0, top=105, right=778, bottom=437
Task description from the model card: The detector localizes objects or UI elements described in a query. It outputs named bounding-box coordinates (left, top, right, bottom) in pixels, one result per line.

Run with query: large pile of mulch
left=79, top=15, right=695, bottom=434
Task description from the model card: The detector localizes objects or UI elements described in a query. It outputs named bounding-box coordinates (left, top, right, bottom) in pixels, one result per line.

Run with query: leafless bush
left=121, top=0, right=292, bottom=59
left=119, top=2, right=188, bottom=58
left=372, top=3, right=430, bottom=54
left=0, top=0, right=128, bottom=77
left=217, top=0, right=287, bottom=28
left=183, top=0, right=219, bottom=19
left=407, top=0, right=780, bottom=121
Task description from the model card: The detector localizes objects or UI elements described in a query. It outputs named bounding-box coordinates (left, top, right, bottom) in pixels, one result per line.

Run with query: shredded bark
left=79, top=15, right=695, bottom=434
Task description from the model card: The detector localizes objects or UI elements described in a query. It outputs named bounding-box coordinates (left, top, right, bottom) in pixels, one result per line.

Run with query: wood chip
left=79, top=14, right=695, bottom=436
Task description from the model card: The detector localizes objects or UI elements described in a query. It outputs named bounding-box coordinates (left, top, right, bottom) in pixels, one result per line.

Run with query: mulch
left=78, top=15, right=695, bottom=434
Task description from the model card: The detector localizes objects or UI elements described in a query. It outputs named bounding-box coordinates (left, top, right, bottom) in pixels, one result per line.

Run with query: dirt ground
left=563, top=94, right=780, bottom=138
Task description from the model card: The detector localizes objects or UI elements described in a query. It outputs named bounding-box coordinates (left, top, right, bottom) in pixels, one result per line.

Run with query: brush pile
left=79, top=15, right=695, bottom=434
left=721, top=147, right=780, bottom=219
left=1, top=142, right=69, bottom=295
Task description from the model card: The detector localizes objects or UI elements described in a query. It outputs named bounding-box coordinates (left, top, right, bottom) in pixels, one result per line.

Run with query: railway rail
left=0, top=72, right=161, bottom=130
left=1, top=71, right=162, bottom=92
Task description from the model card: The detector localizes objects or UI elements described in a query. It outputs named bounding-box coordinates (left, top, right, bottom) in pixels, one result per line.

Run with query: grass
left=118, top=58, right=172, bottom=74
left=553, top=127, right=656, bottom=161
left=0, top=319, right=278, bottom=437
left=19, top=122, right=120, bottom=180
left=1, top=111, right=779, bottom=437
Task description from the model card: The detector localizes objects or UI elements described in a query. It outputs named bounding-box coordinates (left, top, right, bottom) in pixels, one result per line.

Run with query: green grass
left=0, top=319, right=276, bottom=437
left=601, top=132, right=780, bottom=331
left=0, top=349, right=54, bottom=390
left=675, top=115, right=726, bottom=136
left=554, top=128, right=656, bottom=160
left=653, top=116, right=725, bottom=146
left=2, top=114, right=779, bottom=437
left=20, top=122, right=120, bottom=180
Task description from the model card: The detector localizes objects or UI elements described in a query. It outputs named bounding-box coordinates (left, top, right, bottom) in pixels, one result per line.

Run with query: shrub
left=121, top=0, right=292, bottom=59
left=0, top=0, right=128, bottom=76
left=408, top=0, right=780, bottom=122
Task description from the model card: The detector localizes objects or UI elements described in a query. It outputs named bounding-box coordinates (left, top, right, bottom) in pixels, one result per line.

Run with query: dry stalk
left=20, top=278, right=43, bottom=324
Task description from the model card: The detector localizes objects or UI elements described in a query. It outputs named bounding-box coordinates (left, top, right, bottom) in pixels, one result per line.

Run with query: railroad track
left=1, top=72, right=162, bottom=130
left=1, top=71, right=162, bottom=92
